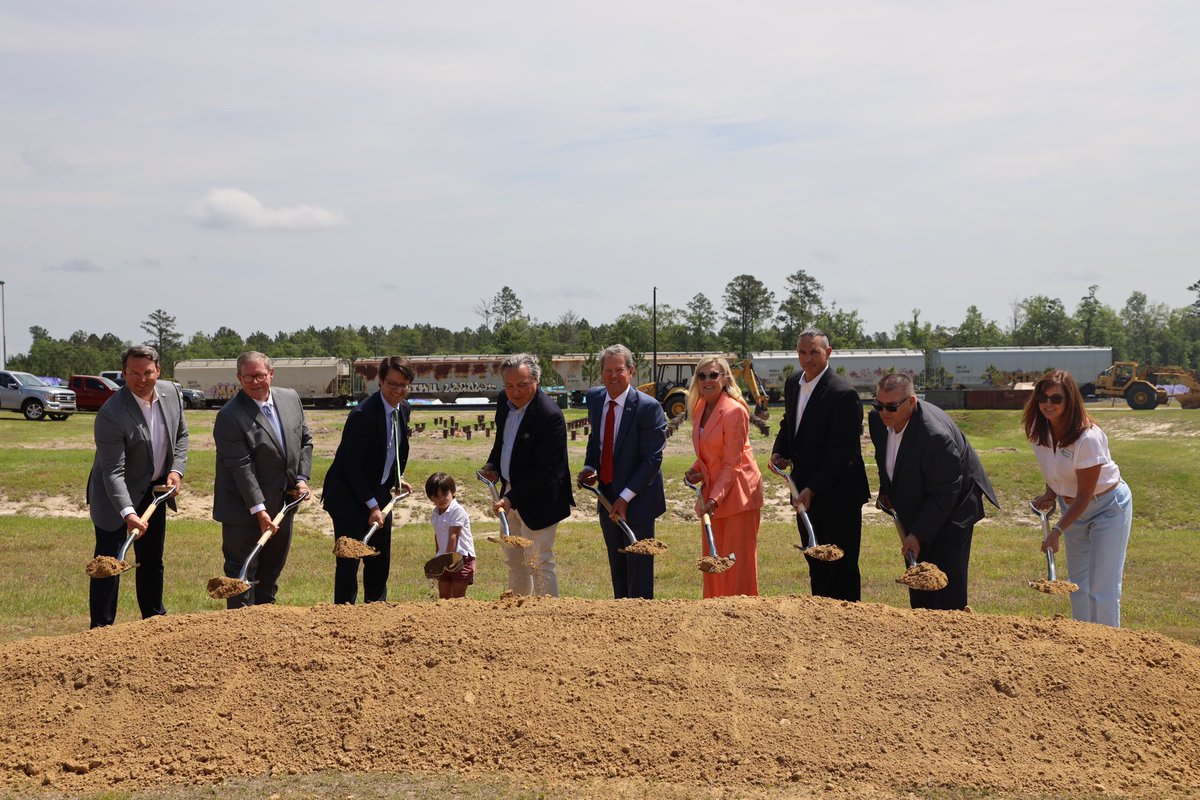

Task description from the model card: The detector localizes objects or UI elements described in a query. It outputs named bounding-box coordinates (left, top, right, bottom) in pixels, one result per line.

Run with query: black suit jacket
left=486, top=388, right=574, bottom=530
left=771, top=369, right=869, bottom=511
left=322, top=391, right=410, bottom=519
left=868, top=400, right=999, bottom=545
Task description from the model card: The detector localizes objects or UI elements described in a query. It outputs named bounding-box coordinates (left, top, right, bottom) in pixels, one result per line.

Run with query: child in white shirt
left=426, top=472, right=475, bottom=599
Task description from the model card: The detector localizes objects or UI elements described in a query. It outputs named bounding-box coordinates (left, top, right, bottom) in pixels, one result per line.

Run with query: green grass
left=1, top=406, right=1198, bottom=646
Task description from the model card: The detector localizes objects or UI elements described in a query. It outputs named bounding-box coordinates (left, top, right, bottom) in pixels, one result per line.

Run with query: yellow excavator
left=1094, top=362, right=1200, bottom=410
left=638, top=354, right=771, bottom=420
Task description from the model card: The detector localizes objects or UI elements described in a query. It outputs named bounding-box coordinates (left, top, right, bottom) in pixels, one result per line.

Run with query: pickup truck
left=68, top=375, right=120, bottom=411
left=0, top=370, right=77, bottom=420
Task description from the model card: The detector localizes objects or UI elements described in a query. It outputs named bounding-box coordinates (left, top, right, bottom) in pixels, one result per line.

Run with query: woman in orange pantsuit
left=684, top=356, right=765, bottom=597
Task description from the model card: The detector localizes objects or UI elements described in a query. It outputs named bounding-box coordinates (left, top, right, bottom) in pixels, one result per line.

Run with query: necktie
left=382, top=409, right=402, bottom=487
left=262, top=402, right=284, bottom=453
left=600, top=399, right=616, bottom=484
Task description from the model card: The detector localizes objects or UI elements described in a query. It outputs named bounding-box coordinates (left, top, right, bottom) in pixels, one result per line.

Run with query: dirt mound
left=1, top=597, right=1197, bottom=797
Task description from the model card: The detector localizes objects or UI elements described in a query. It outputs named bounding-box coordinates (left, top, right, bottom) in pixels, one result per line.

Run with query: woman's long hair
left=686, top=356, right=749, bottom=417
left=1022, top=369, right=1091, bottom=447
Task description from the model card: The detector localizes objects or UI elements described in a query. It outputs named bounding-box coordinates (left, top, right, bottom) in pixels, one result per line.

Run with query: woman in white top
left=1022, top=370, right=1133, bottom=627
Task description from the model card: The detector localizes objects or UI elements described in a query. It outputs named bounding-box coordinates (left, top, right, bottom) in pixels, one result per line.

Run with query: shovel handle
left=577, top=479, right=637, bottom=545
left=363, top=489, right=411, bottom=546
left=257, top=491, right=310, bottom=546
left=1029, top=500, right=1058, bottom=580
left=797, top=508, right=819, bottom=550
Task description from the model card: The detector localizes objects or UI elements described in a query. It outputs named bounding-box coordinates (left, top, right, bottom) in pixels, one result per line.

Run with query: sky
left=2, top=2, right=1198, bottom=358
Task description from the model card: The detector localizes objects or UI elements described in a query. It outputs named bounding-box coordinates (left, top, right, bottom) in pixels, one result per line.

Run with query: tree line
left=10, top=275, right=1200, bottom=379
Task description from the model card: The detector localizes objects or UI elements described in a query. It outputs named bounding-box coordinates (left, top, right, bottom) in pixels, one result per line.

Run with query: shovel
left=423, top=551, right=464, bottom=579
left=683, top=476, right=735, bottom=573
left=1027, top=501, right=1079, bottom=595
left=767, top=462, right=843, bottom=561
left=207, top=491, right=309, bottom=600
left=332, top=488, right=411, bottom=558
left=876, top=500, right=947, bottom=591
left=475, top=470, right=531, bottom=547
left=577, top=479, right=667, bottom=556
left=85, top=485, right=179, bottom=578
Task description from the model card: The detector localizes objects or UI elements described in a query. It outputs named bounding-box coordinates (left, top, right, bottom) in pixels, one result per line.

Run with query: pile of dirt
left=1, top=597, right=1197, bottom=798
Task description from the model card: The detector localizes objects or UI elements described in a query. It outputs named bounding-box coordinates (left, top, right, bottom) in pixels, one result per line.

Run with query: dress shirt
left=586, top=386, right=637, bottom=503
left=499, top=400, right=529, bottom=485
left=885, top=424, right=905, bottom=482
left=117, top=390, right=172, bottom=519
left=794, top=365, right=829, bottom=435
left=248, top=392, right=286, bottom=516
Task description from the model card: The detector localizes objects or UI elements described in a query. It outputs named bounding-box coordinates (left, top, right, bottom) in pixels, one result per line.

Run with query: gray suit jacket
left=212, top=388, right=313, bottom=526
left=87, top=382, right=189, bottom=531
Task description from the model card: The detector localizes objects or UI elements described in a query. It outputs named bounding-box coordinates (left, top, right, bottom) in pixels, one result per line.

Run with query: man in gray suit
left=87, top=345, right=189, bottom=628
left=212, top=351, right=313, bottom=608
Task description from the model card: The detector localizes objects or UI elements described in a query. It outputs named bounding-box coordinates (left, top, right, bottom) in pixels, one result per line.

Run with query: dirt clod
left=697, top=556, right=735, bottom=573
left=619, top=538, right=668, bottom=556
left=205, top=576, right=250, bottom=600
left=1029, top=579, right=1080, bottom=595
left=795, top=543, right=844, bottom=561
left=488, top=535, right=533, bottom=548
left=332, top=537, right=378, bottom=558
left=896, top=562, right=949, bottom=591
left=84, top=556, right=129, bottom=578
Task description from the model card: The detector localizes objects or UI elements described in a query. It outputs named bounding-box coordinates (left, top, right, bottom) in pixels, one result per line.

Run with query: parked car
left=171, top=382, right=206, bottom=409
left=68, top=375, right=121, bottom=411
left=0, top=370, right=77, bottom=420
left=99, top=370, right=126, bottom=387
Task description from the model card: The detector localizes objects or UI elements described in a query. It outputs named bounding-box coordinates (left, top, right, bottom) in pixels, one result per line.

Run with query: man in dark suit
left=481, top=353, right=574, bottom=596
left=868, top=372, right=999, bottom=611
left=86, top=345, right=188, bottom=628
left=323, top=355, right=414, bottom=604
left=578, top=344, right=667, bottom=600
left=212, top=351, right=313, bottom=609
left=770, top=329, right=870, bottom=601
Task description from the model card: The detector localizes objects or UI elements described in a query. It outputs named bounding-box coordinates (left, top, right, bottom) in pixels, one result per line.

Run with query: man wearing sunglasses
left=868, top=373, right=998, bottom=611
left=770, top=329, right=870, bottom=601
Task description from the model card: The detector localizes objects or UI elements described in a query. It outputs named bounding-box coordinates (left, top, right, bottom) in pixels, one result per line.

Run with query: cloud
left=20, top=144, right=74, bottom=176
left=45, top=258, right=102, bottom=273
left=192, top=188, right=345, bottom=232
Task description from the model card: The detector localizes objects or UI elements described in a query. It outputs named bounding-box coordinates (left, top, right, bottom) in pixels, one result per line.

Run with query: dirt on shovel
left=793, top=543, right=844, bottom=561
left=206, top=576, right=251, bottom=600
left=896, top=561, right=949, bottom=591
left=697, top=555, right=735, bottom=573
left=488, top=534, right=534, bottom=548
left=1029, top=578, right=1079, bottom=595
left=620, top=538, right=668, bottom=556
left=84, top=556, right=130, bottom=579
left=333, top=537, right=378, bottom=558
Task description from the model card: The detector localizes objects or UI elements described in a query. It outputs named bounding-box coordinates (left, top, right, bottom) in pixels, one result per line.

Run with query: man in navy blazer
left=868, top=372, right=999, bottom=611
left=770, top=329, right=870, bottom=601
left=323, top=355, right=415, bottom=604
left=86, top=345, right=188, bottom=628
left=212, top=351, right=313, bottom=608
left=578, top=344, right=667, bottom=599
left=481, top=353, right=574, bottom=596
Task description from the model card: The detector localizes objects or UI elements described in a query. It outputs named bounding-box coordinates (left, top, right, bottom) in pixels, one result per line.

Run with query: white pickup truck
left=0, top=370, right=77, bottom=421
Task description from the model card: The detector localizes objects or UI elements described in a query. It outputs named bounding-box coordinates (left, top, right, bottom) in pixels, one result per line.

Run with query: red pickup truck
left=68, top=375, right=120, bottom=411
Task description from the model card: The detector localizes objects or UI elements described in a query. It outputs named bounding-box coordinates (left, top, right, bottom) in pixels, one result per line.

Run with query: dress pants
left=504, top=508, right=559, bottom=597
left=332, top=507, right=393, bottom=604
left=89, top=485, right=168, bottom=628
left=1060, top=481, right=1132, bottom=627
left=598, top=496, right=655, bottom=600
left=909, top=524, right=973, bottom=611
left=701, top=508, right=759, bottom=598
left=801, top=502, right=862, bottom=601
left=221, top=518, right=294, bottom=609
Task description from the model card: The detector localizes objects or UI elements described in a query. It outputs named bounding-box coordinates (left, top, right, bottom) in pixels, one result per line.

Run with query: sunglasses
left=871, top=400, right=908, bottom=413
left=696, top=371, right=724, bottom=381
left=1037, top=393, right=1065, bottom=405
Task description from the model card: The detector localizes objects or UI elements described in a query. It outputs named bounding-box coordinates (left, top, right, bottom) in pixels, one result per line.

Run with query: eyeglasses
left=1038, top=393, right=1065, bottom=405
left=871, top=400, right=908, bottom=413
left=239, top=373, right=270, bottom=384
left=696, top=371, right=723, bottom=381
left=383, top=380, right=411, bottom=392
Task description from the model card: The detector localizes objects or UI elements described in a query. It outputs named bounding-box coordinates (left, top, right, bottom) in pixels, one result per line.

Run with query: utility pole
left=0, top=280, right=7, bottom=370
left=652, top=287, right=658, bottom=400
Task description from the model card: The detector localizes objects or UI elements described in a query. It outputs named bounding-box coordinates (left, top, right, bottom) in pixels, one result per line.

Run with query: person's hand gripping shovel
left=85, top=485, right=179, bottom=578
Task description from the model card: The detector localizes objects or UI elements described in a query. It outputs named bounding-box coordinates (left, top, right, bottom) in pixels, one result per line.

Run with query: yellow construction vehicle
left=1093, top=362, right=1200, bottom=409
left=638, top=353, right=770, bottom=420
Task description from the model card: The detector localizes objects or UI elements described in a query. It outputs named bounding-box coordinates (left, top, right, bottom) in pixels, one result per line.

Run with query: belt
left=1062, top=483, right=1118, bottom=504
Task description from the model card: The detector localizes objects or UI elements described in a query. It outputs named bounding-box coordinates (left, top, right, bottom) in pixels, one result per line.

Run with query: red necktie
left=600, top=399, right=616, bottom=484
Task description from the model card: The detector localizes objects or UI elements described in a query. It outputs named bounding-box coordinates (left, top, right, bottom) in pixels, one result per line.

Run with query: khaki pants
left=504, top=509, right=559, bottom=596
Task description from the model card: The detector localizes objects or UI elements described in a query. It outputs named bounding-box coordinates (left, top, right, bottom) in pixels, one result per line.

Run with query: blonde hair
left=686, top=356, right=749, bottom=416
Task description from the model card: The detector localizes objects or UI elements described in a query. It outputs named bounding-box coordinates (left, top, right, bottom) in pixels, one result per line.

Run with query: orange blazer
left=690, top=392, right=764, bottom=518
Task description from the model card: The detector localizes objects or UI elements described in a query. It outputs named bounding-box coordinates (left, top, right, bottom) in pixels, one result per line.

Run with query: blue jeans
left=1058, top=481, right=1132, bottom=627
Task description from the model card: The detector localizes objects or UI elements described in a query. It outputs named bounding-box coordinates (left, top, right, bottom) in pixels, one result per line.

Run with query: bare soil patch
left=1, top=597, right=1196, bottom=798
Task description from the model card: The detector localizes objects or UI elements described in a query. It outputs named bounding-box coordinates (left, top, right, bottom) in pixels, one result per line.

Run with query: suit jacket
left=485, top=388, right=574, bottom=530
left=689, top=392, right=764, bottom=518
left=87, top=382, right=189, bottom=531
left=583, top=386, right=667, bottom=527
left=771, top=369, right=869, bottom=511
left=322, top=391, right=410, bottom=519
left=868, top=400, right=999, bottom=544
left=212, top=388, right=313, bottom=525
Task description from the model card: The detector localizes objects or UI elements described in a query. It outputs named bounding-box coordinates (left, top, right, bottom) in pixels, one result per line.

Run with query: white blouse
left=1032, top=424, right=1121, bottom=498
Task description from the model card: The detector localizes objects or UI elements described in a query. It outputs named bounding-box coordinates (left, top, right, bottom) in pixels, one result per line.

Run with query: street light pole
left=0, top=280, right=6, bottom=370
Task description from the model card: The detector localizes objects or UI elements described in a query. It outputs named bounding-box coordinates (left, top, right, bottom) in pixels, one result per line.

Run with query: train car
left=174, top=357, right=351, bottom=407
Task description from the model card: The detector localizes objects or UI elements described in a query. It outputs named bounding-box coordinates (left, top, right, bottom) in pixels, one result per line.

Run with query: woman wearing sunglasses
left=683, top=356, right=764, bottom=597
left=1023, top=370, right=1133, bottom=627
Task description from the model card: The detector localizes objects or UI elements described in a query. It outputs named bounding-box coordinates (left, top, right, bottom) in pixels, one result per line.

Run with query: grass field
left=1, top=403, right=1197, bottom=646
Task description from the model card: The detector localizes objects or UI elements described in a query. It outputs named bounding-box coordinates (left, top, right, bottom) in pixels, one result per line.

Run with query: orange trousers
left=701, top=507, right=761, bottom=598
